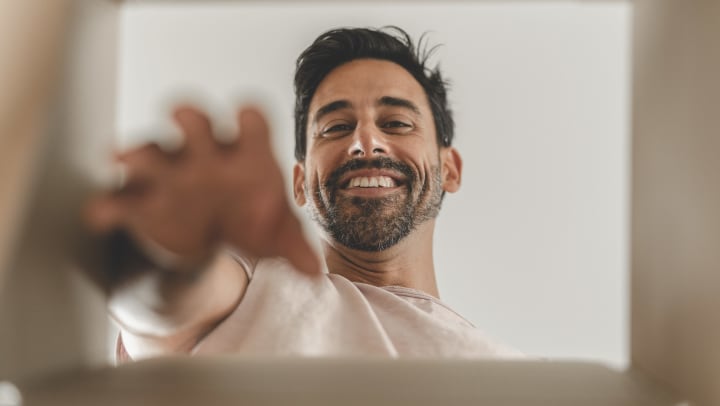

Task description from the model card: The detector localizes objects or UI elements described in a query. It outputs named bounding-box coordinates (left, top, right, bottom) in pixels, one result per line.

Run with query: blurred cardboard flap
left=20, top=358, right=679, bottom=406
left=0, top=1, right=70, bottom=290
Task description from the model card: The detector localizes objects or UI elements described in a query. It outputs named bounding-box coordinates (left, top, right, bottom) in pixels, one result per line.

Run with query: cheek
left=307, top=148, right=345, bottom=182
left=306, top=168, right=330, bottom=201
left=309, top=174, right=322, bottom=194
left=303, top=167, right=319, bottom=193
left=418, top=157, right=442, bottom=193
left=413, top=148, right=440, bottom=172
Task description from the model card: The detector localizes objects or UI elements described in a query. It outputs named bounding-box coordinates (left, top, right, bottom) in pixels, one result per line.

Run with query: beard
left=305, top=157, right=443, bottom=252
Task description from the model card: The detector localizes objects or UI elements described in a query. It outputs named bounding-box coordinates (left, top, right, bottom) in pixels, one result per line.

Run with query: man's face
left=293, top=59, right=461, bottom=251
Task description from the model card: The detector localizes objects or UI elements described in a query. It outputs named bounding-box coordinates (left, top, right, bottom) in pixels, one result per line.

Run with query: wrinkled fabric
left=190, top=258, right=523, bottom=358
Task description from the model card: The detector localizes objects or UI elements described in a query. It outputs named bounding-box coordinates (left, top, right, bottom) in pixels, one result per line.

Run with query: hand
left=85, top=105, right=321, bottom=275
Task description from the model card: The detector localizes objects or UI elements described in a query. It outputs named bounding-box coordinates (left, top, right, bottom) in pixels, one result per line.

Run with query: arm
left=108, top=251, right=249, bottom=359
left=85, top=106, right=319, bottom=359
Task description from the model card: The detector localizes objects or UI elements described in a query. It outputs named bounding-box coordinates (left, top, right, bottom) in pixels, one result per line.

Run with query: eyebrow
left=312, top=96, right=422, bottom=125
left=377, top=96, right=421, bottom=115
left=313, top=100, right=352, bottom=125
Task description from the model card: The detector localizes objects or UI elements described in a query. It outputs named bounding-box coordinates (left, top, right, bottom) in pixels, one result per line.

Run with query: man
left=86, top=27, right=521, bottom=361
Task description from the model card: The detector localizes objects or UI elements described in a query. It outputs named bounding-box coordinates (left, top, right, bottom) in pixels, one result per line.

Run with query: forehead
left=309, top=59, right=430, bottom=115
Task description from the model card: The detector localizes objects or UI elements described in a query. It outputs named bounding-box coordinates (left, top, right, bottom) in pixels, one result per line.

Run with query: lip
left=337, top=169, right=407, bottom=190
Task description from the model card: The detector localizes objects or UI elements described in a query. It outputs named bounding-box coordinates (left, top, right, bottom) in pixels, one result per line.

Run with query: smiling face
left=293, top=58, right=462, bottom=252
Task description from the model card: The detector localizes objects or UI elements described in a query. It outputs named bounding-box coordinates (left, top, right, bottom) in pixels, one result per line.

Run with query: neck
left=322, top=220, right=440, bottom=298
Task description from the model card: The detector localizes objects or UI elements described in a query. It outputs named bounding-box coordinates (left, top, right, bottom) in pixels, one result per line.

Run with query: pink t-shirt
left=118, top=258, right=522, bottom=361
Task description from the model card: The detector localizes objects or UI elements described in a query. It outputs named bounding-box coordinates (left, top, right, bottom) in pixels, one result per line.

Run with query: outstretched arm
left=85, top=106, right=320, bottom=359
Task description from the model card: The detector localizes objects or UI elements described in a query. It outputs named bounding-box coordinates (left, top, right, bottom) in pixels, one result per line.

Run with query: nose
left=347, top=122, right=388, bottom=157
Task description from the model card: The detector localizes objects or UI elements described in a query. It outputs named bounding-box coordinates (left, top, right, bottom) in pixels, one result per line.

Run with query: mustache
left=324, top=157, right=416, bottom=191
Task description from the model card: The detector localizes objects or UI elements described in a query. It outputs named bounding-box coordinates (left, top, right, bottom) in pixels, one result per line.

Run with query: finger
left=110, top=163, right=158, bottom=198
left=173, top=106, right=217, bottom=156
left=236, top=106, right=272, bottom=153
left=275, top=213, right=322, bottom=275
left=115, top=143, right=169, bottom=184
left=115, top=142, right=167, bottom=162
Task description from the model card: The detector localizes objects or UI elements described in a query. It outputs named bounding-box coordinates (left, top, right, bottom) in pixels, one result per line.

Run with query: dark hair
left=293, top=26, right=455, bottom=161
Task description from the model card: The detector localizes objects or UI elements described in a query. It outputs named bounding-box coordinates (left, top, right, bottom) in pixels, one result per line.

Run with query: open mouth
left=335, top=173, right=407, bottom=199
left=339, top=170, right=407, bottom=191
left=325, top=158, right=414, bottom=197
left=346, top=175, right=396, bottom=188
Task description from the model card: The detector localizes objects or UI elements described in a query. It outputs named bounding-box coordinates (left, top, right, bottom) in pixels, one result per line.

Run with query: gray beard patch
left=305, top=158, right=443, bottom=252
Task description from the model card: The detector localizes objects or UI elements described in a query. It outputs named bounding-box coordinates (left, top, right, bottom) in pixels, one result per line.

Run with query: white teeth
left=348, top=176, right=395, bottom=188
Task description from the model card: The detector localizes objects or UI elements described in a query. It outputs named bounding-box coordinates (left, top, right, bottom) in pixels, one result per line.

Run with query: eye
left=381, top=120, right=413, bottom=134
left=383, top=121, right=410, bottom=128
left=319, top=122, right=355, bottom=137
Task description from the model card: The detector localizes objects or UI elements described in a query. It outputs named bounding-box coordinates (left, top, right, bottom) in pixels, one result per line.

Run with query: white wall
left=118, top=1, right=630, bottom=366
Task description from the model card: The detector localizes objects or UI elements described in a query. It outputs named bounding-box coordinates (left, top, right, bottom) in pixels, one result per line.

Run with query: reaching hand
left=85, top=105, right=321, bottom=275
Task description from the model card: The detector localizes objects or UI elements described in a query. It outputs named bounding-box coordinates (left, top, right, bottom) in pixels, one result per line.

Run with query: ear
left=440, top=147, right=462, bottom=193
left=293, top=162, right=307, bottom=206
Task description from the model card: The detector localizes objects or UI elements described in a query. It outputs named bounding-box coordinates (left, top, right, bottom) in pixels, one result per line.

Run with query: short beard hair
left=305, top=157, right=443, bottom=252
